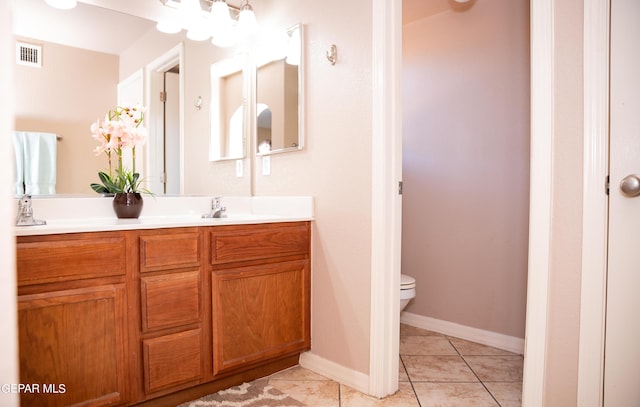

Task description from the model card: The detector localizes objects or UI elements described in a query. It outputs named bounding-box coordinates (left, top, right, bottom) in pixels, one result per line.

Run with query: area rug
left=177, top=379, right=305, bottom=407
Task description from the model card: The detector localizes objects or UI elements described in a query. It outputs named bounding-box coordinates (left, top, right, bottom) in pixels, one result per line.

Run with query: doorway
left=145, top=44, right=184, bottom=195
left=400, top=0, right=530, bottom=358
left=163, top=66, right=180, bottom=195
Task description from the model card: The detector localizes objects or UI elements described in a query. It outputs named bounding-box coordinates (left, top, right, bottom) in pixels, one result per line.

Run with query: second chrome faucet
left=202, top=197, right=227, bottom=219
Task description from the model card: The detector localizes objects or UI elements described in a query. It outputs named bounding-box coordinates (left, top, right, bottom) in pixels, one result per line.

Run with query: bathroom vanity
left=14, top=197, right=312, bottom=407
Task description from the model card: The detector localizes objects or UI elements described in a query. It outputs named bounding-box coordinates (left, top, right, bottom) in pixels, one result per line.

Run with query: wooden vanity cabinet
left=210, top=222, right=311, bottom=376
left=16, top=231, right=133, bottom=407
left=16, top=221, right=311, bottom=406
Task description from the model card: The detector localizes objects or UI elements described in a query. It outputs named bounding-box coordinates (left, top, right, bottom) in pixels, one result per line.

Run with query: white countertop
left=14, top=196, right=314, bottom=236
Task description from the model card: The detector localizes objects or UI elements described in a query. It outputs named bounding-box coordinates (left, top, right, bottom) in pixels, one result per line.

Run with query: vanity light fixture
left=157, top=0, right=258, bottom=46
left=44, top=0, right=77, bottom=10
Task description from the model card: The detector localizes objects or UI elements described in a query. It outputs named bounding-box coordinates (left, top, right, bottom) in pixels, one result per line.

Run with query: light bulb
left=180, top=0, right=210, bottom=41
left=212, top=25, right=238, bottom=48
left=156, top=20, right=183, bottom=34
left=237, top=3, right=258, bottom=36
left=187, top=25, right=211, bottom=41
left=45, top=0, right=77, bottom=9
left=210, top=0, right=232, bottom=29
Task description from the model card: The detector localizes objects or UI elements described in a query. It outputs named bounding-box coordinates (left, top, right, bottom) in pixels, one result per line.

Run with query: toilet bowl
left=400, top=274, right=416, bottom=312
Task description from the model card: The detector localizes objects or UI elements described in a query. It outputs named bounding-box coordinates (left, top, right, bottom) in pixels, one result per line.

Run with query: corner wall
left=0, top=1, right=19, bottom=405
left=251, top=0, right=374, bottom=377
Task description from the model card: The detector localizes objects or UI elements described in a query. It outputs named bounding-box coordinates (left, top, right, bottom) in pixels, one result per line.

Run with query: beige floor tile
left=403, top=355, right=478, bottom=382
left=268, top=379, right=339, bottom=407
left=399, top=357, right=410, bottom=382
left=340, top=382, right=420, bottom=407
left=400, top=335, right=458, bottom=356
left=448, top=337, right=518, bottom=356
left=464, top=355, right=524, bottom=382
left=413, top=382, right=499, bottom=407
left=269, top=365, right=331, bottom=381
left=484, top=382, right=522, bottom=407
left=400, top=323, right=442, bottom=337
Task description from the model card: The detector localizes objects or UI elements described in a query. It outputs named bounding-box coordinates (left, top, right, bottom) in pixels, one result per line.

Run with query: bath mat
left=178, top=379, right=305, bottom=407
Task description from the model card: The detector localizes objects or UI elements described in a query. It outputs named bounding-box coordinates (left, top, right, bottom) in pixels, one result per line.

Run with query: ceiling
left=12, top=0, right=157, bottom=55
left=13, top=0, right=462, bottom=55
left=402, top=0, right=468, bottom=25
left=12, top=0, right=242, bottom=55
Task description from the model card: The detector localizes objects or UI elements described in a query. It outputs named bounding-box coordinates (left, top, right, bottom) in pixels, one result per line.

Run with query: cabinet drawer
left=140, top=230, right=201, bottom=272
left=140, top=270, right=201, bottom=332
left=143, top=329, right=203, bottom=394
left=210, top=222, right=310, bottom=265
left=16, top=232, right=126, bottom=286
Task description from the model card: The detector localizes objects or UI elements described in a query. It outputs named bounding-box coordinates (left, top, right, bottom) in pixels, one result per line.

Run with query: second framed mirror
left=255, top=24, right=303, bottom=156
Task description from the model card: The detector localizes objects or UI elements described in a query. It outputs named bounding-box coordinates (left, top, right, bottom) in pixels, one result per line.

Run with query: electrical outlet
left=236, top=159, right=243, bottom=177
left=262, top=156, right=271, bottom=176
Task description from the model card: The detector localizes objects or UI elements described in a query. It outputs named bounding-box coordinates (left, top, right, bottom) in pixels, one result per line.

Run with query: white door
left=605, top=0, right=640, bottom=404
left=164, top=71, right=180, bottom=195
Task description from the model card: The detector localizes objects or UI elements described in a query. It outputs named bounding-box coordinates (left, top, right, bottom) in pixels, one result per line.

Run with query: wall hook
left=194, top=96, right=202, bottom=110
left=326, top=44, right=337, bottom=65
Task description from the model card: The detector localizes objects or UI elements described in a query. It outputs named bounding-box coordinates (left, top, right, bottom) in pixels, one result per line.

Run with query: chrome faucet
left=202, top=197, right=227, bottom=219
left=16, top=195, right=46, bottom=226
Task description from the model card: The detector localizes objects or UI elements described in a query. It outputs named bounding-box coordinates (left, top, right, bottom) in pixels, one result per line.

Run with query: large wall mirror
left=11, top=0, right=250, bottom=196
left=209, top=53, right=247, bottom=161
left=255, top=24, right=303, bottom=156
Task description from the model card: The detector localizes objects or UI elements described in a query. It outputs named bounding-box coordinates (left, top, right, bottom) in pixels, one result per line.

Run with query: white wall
left=0, top=0, right=20, bottom=405
left=252, top=0, right=374, bottom=376
left=402, top=0, right=530, bottom=339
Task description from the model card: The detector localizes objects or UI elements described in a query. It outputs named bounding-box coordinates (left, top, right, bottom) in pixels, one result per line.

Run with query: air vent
left=16, top=42, right=42, bottom=68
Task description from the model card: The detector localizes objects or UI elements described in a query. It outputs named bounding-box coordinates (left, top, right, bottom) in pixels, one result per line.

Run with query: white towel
left=12, top=132, right=24, bottom=195
left=21, top=132, right=57, bottom=195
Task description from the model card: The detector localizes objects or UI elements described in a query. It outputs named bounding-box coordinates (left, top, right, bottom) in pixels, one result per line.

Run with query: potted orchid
left=90, top=105, right=151, bottom=218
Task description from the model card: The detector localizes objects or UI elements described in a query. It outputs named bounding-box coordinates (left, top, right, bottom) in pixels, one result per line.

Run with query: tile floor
left=267, top=324, right=523, bottom=406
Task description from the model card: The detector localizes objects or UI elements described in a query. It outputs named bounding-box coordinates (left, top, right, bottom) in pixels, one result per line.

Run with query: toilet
left=400, top=274, right=416, bottom=312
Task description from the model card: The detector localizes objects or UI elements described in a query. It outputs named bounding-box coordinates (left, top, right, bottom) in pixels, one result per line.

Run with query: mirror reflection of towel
left=11, top=132, right=24, bottom=195
left=13, top=131, right=57, bottom=195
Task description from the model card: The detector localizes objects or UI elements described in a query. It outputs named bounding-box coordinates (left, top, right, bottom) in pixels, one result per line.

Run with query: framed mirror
left=255, top=24, right=303, bottom=156
left=209, top=53, right=248, bottom=161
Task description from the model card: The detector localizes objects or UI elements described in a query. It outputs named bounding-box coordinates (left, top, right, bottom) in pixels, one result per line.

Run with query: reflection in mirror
left=12, top=0, right=156, bottom=195
left=255, top=24, right=303, bottom=156
left=209, top=53, right=247, bottom=161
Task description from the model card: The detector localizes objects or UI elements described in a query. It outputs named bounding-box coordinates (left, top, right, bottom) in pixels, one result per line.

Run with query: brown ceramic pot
left=112, top=192, right=143, bottom=219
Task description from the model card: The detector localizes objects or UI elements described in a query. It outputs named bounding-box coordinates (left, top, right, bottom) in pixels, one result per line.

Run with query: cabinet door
left=18, top=284, right=128, bottom=407
left=212, top=260, right=310, bottom=375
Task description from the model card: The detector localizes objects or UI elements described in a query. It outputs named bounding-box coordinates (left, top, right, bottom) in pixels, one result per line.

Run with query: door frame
left=521, top=1, right=554, bottom=404
left=369, top=0, right=403, bottom=398
left=577, top=0, right=610, bottom=404
left=523, top=0, right=611, bottom=405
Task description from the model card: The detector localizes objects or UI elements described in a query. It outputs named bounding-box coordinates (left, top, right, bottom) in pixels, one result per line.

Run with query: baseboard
left=400, top=312, right=525, bottom=355
left=298, top=351, right=370, bottom=394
